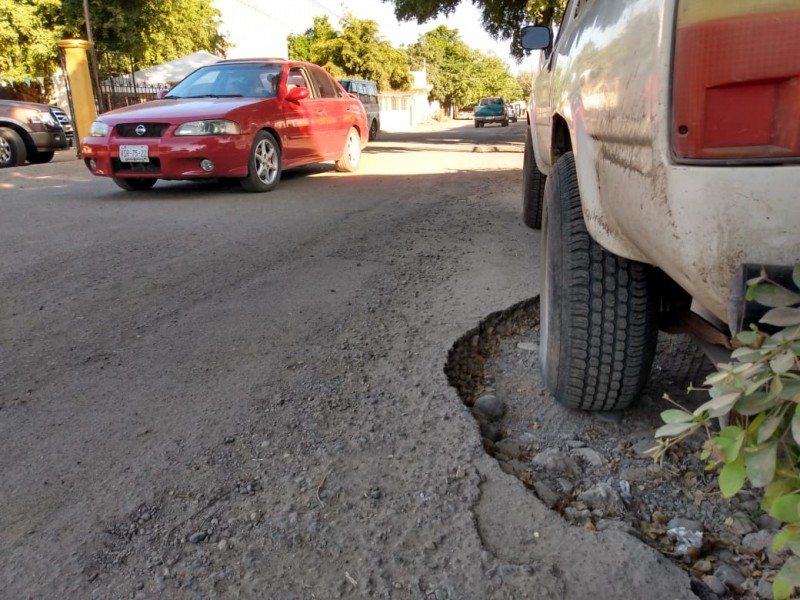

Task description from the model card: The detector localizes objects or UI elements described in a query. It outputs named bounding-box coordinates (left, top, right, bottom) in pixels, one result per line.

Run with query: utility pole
left=83, top=0, right=93, bottom=42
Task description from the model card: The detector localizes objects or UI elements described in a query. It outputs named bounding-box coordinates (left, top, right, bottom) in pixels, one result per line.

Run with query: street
left=0, top=120, right=694, bottom=599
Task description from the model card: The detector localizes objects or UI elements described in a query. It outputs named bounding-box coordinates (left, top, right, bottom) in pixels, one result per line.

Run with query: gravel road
left=0, top=120, right=696, bottom=599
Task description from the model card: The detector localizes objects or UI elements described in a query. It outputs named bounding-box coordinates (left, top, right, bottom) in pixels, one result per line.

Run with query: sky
left=212, top=0, right=524, bottom=71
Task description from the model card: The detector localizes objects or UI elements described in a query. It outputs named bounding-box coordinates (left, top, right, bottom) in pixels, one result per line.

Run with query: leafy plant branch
left=654, top=265, right=800, bottom=599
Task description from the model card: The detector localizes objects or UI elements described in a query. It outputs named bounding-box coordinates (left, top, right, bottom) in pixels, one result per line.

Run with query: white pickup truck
left=520, top=0, right=800, bottom=411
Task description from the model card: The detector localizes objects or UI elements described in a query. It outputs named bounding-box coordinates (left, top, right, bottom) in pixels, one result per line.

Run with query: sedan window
left=167, top=64, right=282, bottom=99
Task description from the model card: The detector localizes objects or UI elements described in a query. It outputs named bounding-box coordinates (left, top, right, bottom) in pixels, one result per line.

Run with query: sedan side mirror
left=286, top=86, right=310, bottom=102
left=520, top=25, right=551, bottom=50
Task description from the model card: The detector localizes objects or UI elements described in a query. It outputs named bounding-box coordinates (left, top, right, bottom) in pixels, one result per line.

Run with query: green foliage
left=0, top=0, right=229, bottom=80
left=407, top=25, right=522, bottom=112
left=60, top=0, right=229, bottom=68
left=654, top=265, right=800, bottom=600
left=287, top=14, right=412, bottom=92
left=389, top=0, right=567, bottom=59
left=516, top=68, right=535, bottom=99
left=0, top=0, right=63, bottom=79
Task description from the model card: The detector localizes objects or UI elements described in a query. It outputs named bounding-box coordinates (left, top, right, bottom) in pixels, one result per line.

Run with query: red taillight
left=671, top=2, right=800, bottom=161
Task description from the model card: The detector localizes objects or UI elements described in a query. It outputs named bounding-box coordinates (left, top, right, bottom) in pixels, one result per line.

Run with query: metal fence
left=93, top=50, right=162, bottom=112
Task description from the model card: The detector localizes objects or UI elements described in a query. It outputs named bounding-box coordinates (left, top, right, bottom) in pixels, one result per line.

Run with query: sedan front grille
left=115, top=123, right=170, bottom=138
left=111, top=158, right=161, bottom=173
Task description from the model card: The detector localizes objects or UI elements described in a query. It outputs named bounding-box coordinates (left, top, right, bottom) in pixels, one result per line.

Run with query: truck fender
left=571, top=112, right=651, bottom=265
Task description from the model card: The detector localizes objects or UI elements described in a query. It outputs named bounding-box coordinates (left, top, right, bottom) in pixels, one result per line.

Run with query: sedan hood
left=97, top=97, right=267, bottom=123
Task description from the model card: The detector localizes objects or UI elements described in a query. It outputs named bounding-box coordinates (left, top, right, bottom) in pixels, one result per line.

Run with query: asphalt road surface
left=0, top=120, right=695, bottom=599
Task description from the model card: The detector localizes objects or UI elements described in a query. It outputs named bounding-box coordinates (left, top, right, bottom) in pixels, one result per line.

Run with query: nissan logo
left=135, top=124, right=146, bottom=136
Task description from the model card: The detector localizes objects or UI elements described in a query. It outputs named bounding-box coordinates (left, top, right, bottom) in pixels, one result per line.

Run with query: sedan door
left=307, top=65, right=353, bottom=157
left=278, top=66, right=324, bottom=164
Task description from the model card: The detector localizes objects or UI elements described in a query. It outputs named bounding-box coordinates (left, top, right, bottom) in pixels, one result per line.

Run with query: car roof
left=217, top=58, right=288, bottom=64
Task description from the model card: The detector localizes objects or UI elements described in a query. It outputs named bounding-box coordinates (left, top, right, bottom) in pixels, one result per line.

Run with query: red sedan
left=82, top=59, right=368, bottom=192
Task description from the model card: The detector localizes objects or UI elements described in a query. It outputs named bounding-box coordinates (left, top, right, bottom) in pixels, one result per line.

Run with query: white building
left=380, top=69, right=438, bottom=130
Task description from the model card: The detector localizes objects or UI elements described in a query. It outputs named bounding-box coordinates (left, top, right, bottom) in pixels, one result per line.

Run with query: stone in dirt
left=473, top=393, right=506, bottom=422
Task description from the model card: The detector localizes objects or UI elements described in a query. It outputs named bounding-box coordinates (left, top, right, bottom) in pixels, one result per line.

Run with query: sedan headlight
left=88, top=121, right=110, bottom=137
left=29, top=111, right=58, bottom=127
left=174, top=120, right=240, bottom=136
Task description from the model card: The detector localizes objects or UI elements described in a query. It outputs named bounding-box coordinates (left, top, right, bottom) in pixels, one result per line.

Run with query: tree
left=287, top=16, right=338, bottom=63
left=407, top=25, right=522, bottom=113
left=60, top=0, right=229, bottom=67
left=287, top=14, right=412, bottom=91
left=407, top=26, right=475, bottom=112
left=388, top=0, right=567, bottom=59
left=0, top=0, right=229, bottom=80
left=516, top=68, right=535, bottom=99
left=0, top=0, right=64, bottom=80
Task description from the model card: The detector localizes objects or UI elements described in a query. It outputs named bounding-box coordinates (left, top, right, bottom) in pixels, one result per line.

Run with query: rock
left=667, top=518, right=704, bottom=533
left=596, top=519, right=636, bottom=535
left=479, top=420, right=503, bottom=443
left=755, top=577, right=774, bottom=600
left=188, top=531, right=207, bottom=544
left=556, top=478, right=574, bottom=495
left=714, top=562, right=745, bottom=591
left=498, top=459, right=529, bottom=480
left=224, top=436, right=235, bottom=444
left=533, top=482, right=561, bottom=509
left=473, top=394, right=506, bottom=422
left=368, top=488, right=382, bottom=500
left=531, top=449, right=582, bottom=478
left=632, top=438, right=658, bottom=458
left=728, top=513, right=757, bottom=536
left=618, top=466, right=648, bottom=482
left=218, top=539, right=229, bottom=551
left=693, top=560, right=713, bottom=573
left=563, top=507, right=591, bottom=524
left=577, top=484, right=625, bottom=517
left=516, top=342, right=536, bottom=351
left=742, top=530, right=777, bottom=553
left=755, top=514, right=782, bottom=530
left=702, top=575, right=728, bottom=596
left=564, top=440, right=586, bottom=449
left=494, top=438, right=524, bottom=459
left=571, top=447, right=606, bottom=468
left=742, top=530, right=786, bottom=566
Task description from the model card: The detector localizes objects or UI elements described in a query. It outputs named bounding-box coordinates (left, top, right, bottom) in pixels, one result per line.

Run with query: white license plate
left=119, top=145, right=149, bottom=163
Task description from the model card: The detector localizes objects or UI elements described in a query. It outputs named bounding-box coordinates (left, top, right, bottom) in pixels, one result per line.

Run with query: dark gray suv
left=0, top=99, right=69, bottom=167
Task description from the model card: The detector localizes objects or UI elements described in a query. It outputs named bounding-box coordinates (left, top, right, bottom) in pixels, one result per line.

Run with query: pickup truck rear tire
left=522, top=128, right=545, bottom=229
left=540, top=151, right=658, bottom=411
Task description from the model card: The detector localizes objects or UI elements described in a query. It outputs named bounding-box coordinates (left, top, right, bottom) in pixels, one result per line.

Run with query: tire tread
left=543, top=152, right=658, bottom=411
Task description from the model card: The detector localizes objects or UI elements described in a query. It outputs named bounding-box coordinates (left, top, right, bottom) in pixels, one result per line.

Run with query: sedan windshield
left=166, top=63, right=282, bottom=99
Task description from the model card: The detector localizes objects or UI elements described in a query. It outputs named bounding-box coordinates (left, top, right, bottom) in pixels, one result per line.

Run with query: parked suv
left=0, top=99, right=69, bottom=167
left=50, top=106, right=74, bottom=147
left=338, top=79, right=380, bottom=141
left=520, top=1, right=800, bottom=412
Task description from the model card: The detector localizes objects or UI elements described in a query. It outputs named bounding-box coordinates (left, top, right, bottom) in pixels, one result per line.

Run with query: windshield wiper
left=181, top=94, right=244, bottom=98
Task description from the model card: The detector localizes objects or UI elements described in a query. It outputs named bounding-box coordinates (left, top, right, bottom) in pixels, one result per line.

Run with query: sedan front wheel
left=240, top=131, right=281, bottom=192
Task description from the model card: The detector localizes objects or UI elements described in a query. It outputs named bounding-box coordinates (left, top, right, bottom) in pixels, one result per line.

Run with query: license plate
left=119, top=145, right=149, bottom=163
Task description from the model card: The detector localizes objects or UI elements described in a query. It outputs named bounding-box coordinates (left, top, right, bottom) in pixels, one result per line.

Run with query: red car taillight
left=671, top=1, right=800, bottom=161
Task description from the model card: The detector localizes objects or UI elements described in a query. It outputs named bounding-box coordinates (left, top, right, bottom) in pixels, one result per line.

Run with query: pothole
left=446, top=297, right=783, bottom=600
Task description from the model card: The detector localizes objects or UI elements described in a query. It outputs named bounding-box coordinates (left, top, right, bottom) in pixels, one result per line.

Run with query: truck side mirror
left=520, top=25, right=551, bottom=50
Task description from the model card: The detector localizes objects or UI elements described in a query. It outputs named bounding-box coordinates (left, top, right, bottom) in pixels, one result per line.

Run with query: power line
left=229, top=0, right=293, bottom=30
left=304, top=0, right=349, bottom=25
